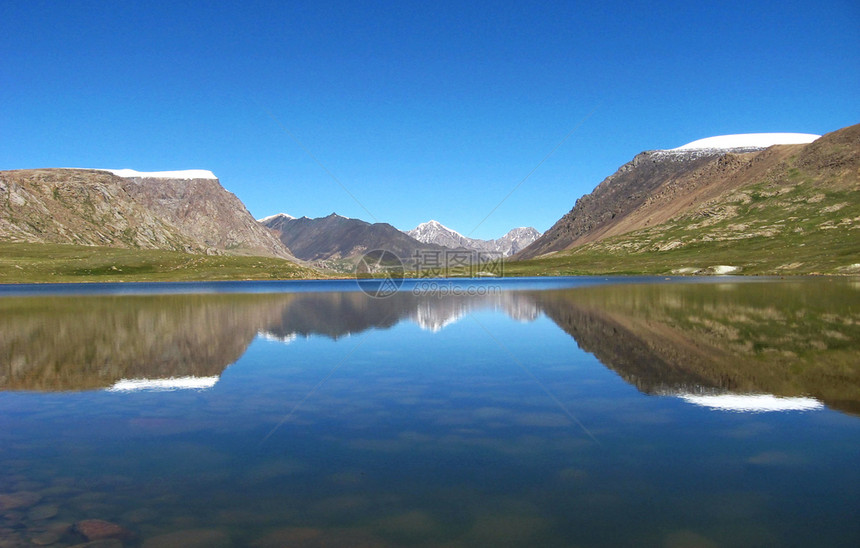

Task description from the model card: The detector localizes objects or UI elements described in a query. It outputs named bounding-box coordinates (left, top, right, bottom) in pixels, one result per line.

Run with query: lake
left=1, top=277, right=858, bottom=547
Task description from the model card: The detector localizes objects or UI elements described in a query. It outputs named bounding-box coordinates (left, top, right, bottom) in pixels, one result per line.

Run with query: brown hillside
left=0, top=168, right=295, bottom=259
left=517, top=123, right=859, bottom=260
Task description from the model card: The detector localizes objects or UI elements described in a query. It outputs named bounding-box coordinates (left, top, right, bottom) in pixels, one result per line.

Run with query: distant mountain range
left=0, top=168, right=294, bottom=259
left=259, top=213, right=540, bottom=265
left=407, top=220, right=540, bottom=256
left=259, top=212, right=451, bottom=264
left=515, top=126, right=858, bottom=272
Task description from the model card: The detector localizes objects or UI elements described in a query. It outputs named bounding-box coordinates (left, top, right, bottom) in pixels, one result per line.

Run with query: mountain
left=0, top=168, right=295, bottom=259
left=261, top=212, right=450, bottom=263
left=408, top=220, right=541, bottom=256
left=515, top=126, right=857, bottom=270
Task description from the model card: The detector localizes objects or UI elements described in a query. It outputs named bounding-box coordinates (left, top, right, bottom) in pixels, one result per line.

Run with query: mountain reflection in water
left=1, top=279, right=857, bottom=414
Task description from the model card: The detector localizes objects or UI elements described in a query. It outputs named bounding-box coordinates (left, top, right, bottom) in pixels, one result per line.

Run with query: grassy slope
left=0, top=243, right=323, bottom=283
left=504, top=166, right=859, bottom=277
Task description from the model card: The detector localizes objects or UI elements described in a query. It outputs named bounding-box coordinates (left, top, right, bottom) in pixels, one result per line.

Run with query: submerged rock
left=28, top=503, right=60, bottom=520
left=0, top=490, right=42, bottom=510
left=30, top=530, right=63, bottom=545
left=73, top=519, right=133, bottom=541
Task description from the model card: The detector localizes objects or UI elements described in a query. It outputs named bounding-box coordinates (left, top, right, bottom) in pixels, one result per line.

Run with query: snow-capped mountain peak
left=424, top=219, right=452, bottom=230
left=408, top=220, right=465, bottom=246
left=407, top=221, right=541, bottom=257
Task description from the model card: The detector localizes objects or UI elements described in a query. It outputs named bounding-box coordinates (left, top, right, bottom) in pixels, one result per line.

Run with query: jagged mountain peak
left=504, top=226, right=541, bottom=238
left=407, top=220, right=541, bottom=257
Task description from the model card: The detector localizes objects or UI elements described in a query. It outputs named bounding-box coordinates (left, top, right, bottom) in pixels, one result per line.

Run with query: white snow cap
left=103, top=169, right=218, bottom=180
left=673, top=133, right=820, bottom=150
left=258, top=212, right=295, bottom=223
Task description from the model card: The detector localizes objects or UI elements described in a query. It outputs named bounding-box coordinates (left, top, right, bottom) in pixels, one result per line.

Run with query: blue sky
left=2, top=1, right=858, bottom=239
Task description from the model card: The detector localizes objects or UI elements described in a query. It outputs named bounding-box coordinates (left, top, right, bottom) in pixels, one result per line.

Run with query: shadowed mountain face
left=261, top=213, right=451, bottom=262
left=2, top=281, right=857, bottom=415
left=517, top=123, right=859, bottom=260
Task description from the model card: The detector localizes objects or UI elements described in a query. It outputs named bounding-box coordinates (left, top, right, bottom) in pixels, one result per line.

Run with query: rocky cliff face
left=516, top=124, right=858, bottom=260
left=0, top=168, right=295, bottom=259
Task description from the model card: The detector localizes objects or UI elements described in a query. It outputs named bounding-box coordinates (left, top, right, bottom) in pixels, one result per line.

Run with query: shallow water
left=1, top=277, right=858, bottom=546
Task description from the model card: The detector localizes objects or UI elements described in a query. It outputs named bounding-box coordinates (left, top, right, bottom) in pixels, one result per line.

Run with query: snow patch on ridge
left=258, top=212, right=295, bottom=223
left=102, top=169, right=219, bottom=180
left=673, top=133, right=820, bottom=151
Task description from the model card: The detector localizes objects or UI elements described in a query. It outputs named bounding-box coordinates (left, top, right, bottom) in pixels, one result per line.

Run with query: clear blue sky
left=2, top=1, right=858, bottom=239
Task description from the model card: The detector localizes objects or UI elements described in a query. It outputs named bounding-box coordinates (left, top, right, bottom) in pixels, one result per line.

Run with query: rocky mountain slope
left=261, top=212, right=450, bottom=263
left=0, top=168, right=294, bottom=259
left=408, top=220, right=540, bottom=256
left=515, top=128, right=856, bottom=261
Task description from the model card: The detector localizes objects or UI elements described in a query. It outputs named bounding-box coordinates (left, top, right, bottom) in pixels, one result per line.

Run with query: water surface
left=1, top=277, right=858, bottom=546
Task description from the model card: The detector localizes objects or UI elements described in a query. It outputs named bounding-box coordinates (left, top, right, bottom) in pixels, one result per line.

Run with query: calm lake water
left=1, top=277, right=858, bottom=547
